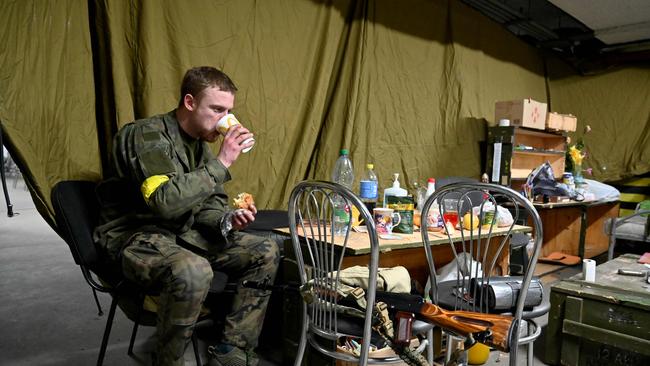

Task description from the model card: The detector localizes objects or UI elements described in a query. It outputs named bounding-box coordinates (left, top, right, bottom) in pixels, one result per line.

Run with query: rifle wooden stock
left=375, top=291, right=513, bottom=352
left=417, top=302, right=513, bottom=351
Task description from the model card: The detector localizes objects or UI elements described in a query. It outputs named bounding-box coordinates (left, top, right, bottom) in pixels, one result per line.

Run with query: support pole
left=0, top=121, right=14, bottom=217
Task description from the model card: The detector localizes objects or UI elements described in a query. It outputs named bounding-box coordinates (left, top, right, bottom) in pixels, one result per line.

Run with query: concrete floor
left=0, top=176, right=580, bottom=365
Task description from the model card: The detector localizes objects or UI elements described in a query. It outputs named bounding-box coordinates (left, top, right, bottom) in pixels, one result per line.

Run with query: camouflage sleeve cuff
left=206, top=159, right=232, bottom=185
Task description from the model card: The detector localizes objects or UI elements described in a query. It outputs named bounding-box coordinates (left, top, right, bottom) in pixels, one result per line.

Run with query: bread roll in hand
left=233, top=192, right=255, bottom=210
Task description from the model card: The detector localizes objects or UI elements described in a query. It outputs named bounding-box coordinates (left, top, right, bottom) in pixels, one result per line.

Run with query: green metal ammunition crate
left=545, top=254, right=650, bottom=365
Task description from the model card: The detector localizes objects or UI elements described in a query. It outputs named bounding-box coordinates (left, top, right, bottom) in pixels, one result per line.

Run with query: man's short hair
left=179, top=66, right=237, bottom=106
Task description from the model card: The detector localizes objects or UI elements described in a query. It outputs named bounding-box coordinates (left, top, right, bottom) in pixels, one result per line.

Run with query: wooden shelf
left=486, top=126, right=567, bottom=185
left=513, top=127, right=565, bottom=138
left=513, top=149, right=565, bottom=156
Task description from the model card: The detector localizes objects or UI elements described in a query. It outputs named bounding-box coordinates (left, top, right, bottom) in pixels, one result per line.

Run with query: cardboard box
left=546, top=112, right=577, bottom=132
left=495, top=99, right=548, bottom=130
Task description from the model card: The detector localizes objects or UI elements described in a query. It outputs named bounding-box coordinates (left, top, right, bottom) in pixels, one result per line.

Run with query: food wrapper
left=386, top=195, right=414, bottom=234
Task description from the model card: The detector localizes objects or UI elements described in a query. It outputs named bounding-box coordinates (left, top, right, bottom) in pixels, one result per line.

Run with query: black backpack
left=526, top=162, right=583, bottom=201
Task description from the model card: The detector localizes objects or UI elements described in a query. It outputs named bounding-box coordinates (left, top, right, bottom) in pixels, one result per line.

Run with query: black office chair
left=51, top=180, right=230, bottom=366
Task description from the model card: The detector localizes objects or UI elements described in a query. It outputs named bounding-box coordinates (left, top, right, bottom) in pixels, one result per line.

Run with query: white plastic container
left=383, top=173, right=408, bottom=207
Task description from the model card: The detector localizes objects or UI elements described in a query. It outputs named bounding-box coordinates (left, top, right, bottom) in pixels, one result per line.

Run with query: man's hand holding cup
left=216, top=113, right=255, bottom=167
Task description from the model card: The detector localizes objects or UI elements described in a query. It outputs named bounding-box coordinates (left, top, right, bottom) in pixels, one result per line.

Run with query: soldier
left=94, top=66, right=279, bottom=366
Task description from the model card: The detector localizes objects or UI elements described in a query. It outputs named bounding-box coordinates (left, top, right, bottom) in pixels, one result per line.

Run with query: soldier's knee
left=170, top=254, right=213, bottom=293
left=262, top=238, right=280, bottom=264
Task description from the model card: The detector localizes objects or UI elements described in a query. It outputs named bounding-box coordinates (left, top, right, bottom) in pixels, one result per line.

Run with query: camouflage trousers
left=121, top=230, right=280, bottom=366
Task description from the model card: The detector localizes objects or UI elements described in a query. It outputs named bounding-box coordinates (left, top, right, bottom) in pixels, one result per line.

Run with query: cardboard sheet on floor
left=538, top=251, right=581, bottom=266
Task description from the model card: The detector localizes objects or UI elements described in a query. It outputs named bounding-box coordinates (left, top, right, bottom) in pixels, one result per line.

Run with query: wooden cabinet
left=486, top=126, right=566, bottom=187
left=511, top=128, right=566, bottom=180
left=533, top=200, right=620, bottom=259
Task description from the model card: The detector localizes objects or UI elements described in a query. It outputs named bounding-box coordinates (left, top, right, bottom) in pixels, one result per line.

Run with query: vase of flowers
left=566, top=125, right=592, bottom=186
left=569, top=145, right=585, bottom=184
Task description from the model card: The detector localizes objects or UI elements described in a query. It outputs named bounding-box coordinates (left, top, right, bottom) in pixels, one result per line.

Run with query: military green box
left=545, top=254, right=650, bottom=365
left=281, top=247, right=333, bottom=365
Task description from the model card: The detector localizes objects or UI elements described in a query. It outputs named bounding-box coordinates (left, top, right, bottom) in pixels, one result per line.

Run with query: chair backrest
left=51, top=180, right=101, bottom=268
left=420, top=182, right=543, bottom=361
left=288, top=180, right=379, bottom=364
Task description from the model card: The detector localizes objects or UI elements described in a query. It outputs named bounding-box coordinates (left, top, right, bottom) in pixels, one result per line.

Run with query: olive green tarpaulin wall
left=547, top=58, right=650, bottom=181
left=0, top=0, right=648, bottom=227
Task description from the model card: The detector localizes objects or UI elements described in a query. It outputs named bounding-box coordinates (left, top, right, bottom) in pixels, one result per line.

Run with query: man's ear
left=183, top=94, right=195, bottom=111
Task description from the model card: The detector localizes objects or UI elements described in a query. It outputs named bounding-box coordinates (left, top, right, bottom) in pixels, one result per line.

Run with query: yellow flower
left=569, top=145, right=584, bottom=165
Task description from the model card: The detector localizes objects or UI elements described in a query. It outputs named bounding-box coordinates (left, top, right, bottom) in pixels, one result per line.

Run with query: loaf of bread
left=233, top=192, right=255, bottom=210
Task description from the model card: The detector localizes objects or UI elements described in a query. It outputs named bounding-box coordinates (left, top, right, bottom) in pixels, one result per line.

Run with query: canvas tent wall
left=0, top=0, right=648, bottom=227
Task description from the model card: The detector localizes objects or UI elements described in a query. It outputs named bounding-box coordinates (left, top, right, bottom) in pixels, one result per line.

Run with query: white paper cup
left=216, top=113, right=255, bottom=153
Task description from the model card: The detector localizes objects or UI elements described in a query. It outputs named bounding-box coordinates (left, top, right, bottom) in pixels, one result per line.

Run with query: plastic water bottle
left=331, top=149, right=354, bottom=236
left=425, top=178, right=436, bottom=202
left=331, top=149, right=354, bottom=189
left=359, top=163, right=378, bottom=213
left=424, top=178, right=442, bottom=229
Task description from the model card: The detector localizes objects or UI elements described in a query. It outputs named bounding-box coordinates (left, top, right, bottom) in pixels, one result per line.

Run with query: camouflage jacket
left=94, top=110, right=232, bottom=260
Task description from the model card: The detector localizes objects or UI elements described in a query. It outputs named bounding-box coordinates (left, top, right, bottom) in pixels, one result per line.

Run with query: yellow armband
left=141, top=175, right=170, bottom=203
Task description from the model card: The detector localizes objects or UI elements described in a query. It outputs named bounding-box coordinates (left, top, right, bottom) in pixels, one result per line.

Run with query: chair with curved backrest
left=606, top=200, right=650, bottom=260
left=420, top=182, right=547, bottom=366
left=51, top=180, right=230, bottom=366
left=288, top=180, right=433, bottom=366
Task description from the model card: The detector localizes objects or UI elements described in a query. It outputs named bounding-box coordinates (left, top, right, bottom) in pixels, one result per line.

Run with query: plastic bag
left=424, top=253, right=483, bottom=299
left=583, top=179, right=620, bottom=201
left=471, top=202, right=514, bottom=227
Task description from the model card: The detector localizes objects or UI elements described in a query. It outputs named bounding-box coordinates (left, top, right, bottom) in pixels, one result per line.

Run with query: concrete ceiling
left=462, top=0, right=650, bottom=74
left=550, top=0, right=650, bottom=45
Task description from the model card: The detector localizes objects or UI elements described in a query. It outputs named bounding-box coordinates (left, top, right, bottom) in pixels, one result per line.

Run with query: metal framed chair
left=606, top=201, right=650, bottom=260
left=288, top=180, right=433, bottom=365
left=420, top=182, right=547, bottom=366
left=51, top=180, right=231, bottom=366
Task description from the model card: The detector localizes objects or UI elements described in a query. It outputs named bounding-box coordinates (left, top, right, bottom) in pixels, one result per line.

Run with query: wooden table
left=532, top=199, right=619, bottom=259
left=275, top=225, right=531, bottom=287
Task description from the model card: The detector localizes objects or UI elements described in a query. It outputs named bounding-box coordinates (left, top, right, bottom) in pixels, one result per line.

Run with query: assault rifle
left=374, top=291, right=513, bottom=352
left=243, top=279, right=514, bottom=352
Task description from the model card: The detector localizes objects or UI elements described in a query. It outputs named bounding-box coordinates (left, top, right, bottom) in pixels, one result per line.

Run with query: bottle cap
left=427, top=178, right=435, bottom=183
left=392, top=173, right=400, bottom=188
left=367, top=163, right=374, bottom=169
left=340, top=149, right=349, bottom=155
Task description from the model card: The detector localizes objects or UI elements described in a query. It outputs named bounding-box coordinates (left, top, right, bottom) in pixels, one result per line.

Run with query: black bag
left=526, top=162, right=582, bottom=201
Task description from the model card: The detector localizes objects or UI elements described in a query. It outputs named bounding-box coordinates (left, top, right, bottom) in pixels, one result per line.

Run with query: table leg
left=578, top=205, right=588, bottom=259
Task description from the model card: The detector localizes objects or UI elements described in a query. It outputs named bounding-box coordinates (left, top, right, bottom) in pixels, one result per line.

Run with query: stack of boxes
left=494, top=98, right=577, bottom=132
left=487, top=98, right=576, bottom=187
